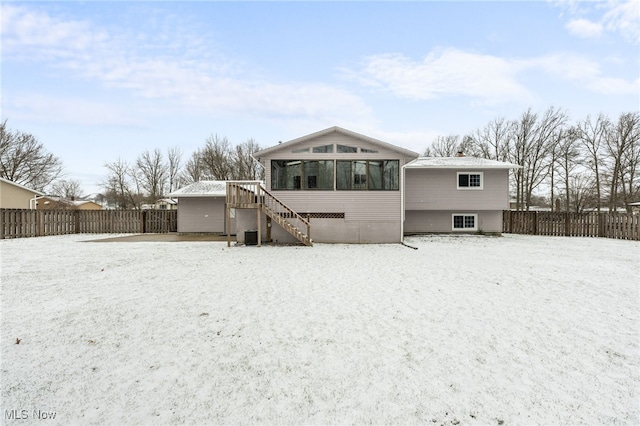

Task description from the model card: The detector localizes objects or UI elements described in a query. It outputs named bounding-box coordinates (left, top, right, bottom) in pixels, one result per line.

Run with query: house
left=35, top=196, right=102, bottom=210
left=142, top=199, right=178, bottom=211
left=172, top=126, right=519, bottom=244
left=168, top=181, right=235, bottom=234
left=239, top=126, right=419, bottom=244
left=0, top=177, right=44, bottom=209
left=403, top=156, right=521, bottom=234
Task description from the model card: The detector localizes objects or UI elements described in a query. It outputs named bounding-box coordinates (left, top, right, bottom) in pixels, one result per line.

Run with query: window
left=457, top=172, right=483, bottom=189
left=337, top=144, right=357, bottom=153
left=360, top=148, right=378, bottom=153
left=336, top=160, right=399, bottom=190
left=452, top=214, right=478, bottom=231
left=312, top=144, right=333, bottom=153
left=303, top=160, right=334, bottom=190
left=272, top=160, right=333, bottom=190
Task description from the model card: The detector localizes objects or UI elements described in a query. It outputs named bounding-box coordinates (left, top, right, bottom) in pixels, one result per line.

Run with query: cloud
left=1, top=4, right=374, bottom=127
left=553, top=0, right=639, bottom=44
left=344, top=48, right=638, bottom=104
left=344, top=49, right=534, bottom=105
left=565, top=18, right=603, bottom=39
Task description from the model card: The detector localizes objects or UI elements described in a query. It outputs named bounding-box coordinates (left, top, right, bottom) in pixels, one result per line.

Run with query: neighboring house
left=73, top=200, right=103, bottom=210
left=35, top=196, right=103, bottom=210
left=404, top=156, right=521, bottom=234
left=0, top=178, right=44, bottom=209
left=168, top=181, right=235, bottom=234
left=243, top=126, right=419, bottom=244
left=142, top=199, right=178, bottom=210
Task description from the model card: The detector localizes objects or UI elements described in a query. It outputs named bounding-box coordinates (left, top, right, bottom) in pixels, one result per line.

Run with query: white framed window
left=452, top=213, right=478, bottom=231
left=457, top=172, right=483, bottom=190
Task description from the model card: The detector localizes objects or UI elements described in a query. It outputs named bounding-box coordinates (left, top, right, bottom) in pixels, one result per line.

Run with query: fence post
left=37, top=210, right=44, bottom=237
left=141, top=210, right=146, bottom=234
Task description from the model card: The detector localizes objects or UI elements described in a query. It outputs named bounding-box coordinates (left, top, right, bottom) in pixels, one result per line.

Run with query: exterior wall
left=177, top=197, right=234, bottom=234
left=0, top=181, right=38, bottom=209
left=252, top=132, right=415, bottom=243
left=404, top=210, right=503, bottom=233
left=404, top=168, right=510, bottom=211
left=236, top=209, right=399, bottom=244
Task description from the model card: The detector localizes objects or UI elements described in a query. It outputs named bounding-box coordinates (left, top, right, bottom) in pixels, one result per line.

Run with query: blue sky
left=2, top=0, right=639, bottom=195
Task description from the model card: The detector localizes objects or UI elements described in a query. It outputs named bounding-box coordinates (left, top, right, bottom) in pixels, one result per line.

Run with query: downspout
left=401, top=161, right=418, bottom=250
left=30, top=195, right=43, bottom=210
left=400, top=162, right=406, bottom=243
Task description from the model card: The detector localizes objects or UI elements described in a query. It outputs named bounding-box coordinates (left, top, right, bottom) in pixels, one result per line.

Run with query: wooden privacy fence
left=0, top=209, right=177, bottom=239
left=503, top=210, right=639, bottom=241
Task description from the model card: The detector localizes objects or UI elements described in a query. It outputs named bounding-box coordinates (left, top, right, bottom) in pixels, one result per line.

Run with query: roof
left=404, top=156, right=522, bottom=169
left=168, top=181, right=227, bottom=197
left=0, top=177, right=45, bottom=195
left=253, top=126, right=420, bottom=158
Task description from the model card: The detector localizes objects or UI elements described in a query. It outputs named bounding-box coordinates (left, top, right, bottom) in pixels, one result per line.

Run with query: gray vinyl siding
left=404, top=210, right=503, bottom=234
left=405, top=168, right=510, bottom=211
left=177, top=197, right=233, bottom=234
left=247, top=132, right=414, bottom=243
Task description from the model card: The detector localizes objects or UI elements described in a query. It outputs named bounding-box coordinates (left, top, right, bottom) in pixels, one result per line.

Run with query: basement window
left=452, top=214, right=477, bottom=231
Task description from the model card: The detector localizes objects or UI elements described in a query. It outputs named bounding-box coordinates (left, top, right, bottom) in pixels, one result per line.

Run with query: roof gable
left=0, top=177, right=45, bottom=195
left=253, top=126, right=419, bottom=158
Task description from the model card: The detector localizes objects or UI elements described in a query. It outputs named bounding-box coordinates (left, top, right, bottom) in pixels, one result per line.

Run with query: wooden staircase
left=226, top=181, right=312, bottom=246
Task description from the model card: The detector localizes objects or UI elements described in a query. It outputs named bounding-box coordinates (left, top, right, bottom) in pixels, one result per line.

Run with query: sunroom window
left=337, top=144, right=358, bottom=153
left=312, top=144, right=333, bottom=153
left=272, top=160, right=334, bottom=190
left=336, top=160, right=399, bottom=190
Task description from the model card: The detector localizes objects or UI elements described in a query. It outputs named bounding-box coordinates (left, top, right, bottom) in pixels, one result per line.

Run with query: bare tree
left=200, top=134, right=233, bottom=180
left=182, top=149, right=204, bottom=184
left=48, top=179, right=83, bottom=199
left=136, top=149, right=168, bottom=202
left=233, top=138, right=263, bottom=180
left=425, top=135, right=463, bottom=156
left=510, top=107, right=568, bottom=210
left=606, top=112, right=640, bottom=211
left=576, top=114, right=610, bottom=212
left=0, top=120, right=64, bottom=191
left=470, top=117, right=513, bottom=161
left=102, top=159, right=142, bottom=209
left=166, top=147, right=184, bottom=194
left=554, top=127, right=582, bottom=212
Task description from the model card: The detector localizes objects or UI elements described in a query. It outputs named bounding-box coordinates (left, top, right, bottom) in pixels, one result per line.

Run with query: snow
left=1, top=234, right=638, bottom=425
left=405, top=157, right=520, bottom=169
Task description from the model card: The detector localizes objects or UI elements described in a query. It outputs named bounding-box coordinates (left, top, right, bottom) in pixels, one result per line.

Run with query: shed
left=169, top=181, right=235, bottom=234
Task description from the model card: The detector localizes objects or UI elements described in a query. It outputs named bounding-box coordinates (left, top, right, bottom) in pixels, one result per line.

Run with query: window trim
left=452, top=213, right=478, bottom=231
left=457, top=171, right=483, bottom=190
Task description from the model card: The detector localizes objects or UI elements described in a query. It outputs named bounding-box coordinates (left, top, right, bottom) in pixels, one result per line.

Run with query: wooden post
left=306, top=214, right=310, bottom=243
left=226, top=204, right=231, bottom=247
left=257, top=206, right=262, bottom=247
left=266, top=216, right=271, bottom=242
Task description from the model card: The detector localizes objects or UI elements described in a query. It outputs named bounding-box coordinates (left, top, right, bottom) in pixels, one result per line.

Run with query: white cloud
left=602, top=0, right=640, bottom=44
left=1, top=4, right=375, bottom=127
left=565, top=18, right=603, bottom=39
left=553, top=0, right=639, bottom=44
left=346, top=49, right=535, bottom=105
left=345, top=48, right=638, bottom=104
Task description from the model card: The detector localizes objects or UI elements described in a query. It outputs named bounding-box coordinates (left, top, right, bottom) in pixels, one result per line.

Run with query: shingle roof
left=404, top=156, right=521, bottom=169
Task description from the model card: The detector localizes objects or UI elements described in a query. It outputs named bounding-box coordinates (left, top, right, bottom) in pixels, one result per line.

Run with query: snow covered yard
left=1, top=234, right=638, bottom=425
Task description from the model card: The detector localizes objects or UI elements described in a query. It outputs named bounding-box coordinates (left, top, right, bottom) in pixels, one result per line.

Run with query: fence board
left=503, top=210, right=639, bottom=241
left=1, top=209, right=177, bottom=239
